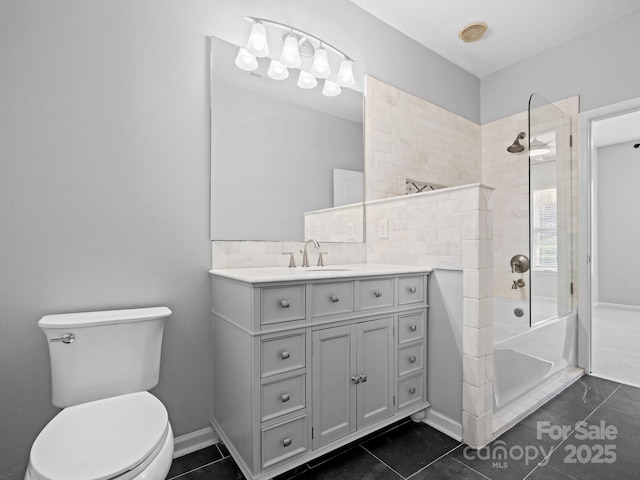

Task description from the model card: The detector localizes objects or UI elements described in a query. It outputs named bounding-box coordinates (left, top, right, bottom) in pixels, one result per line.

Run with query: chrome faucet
left=301, top=239, right=320, bottom=267
left=512, top=279, right=526, bottom=289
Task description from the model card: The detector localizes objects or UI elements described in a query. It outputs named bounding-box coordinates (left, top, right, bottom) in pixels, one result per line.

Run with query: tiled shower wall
left=365, top=76, right=481, bottom=200
left=480, top=97, right=579, bottom=304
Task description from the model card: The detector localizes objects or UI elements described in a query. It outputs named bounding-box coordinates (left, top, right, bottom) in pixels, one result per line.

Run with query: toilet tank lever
left=49, top=333, right=75, bottom=344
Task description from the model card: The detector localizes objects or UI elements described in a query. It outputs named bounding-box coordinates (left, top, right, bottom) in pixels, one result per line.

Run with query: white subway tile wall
left=365, top=76, right=481, bottom=201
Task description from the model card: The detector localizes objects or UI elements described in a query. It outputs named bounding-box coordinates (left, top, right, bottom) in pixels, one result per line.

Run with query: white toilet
left=25, top=307, right=174, bottom=480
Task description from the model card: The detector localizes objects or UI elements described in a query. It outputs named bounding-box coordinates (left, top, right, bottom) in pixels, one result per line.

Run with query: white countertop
left=209, top=264, right=432, bottom=284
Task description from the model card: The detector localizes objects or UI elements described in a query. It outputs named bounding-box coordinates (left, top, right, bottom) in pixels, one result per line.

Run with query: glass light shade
left=280, top=33, right=302, bottom=68
left=336, top=59, right=355, bottom=87
left=297, top=70, right=318, bottom=89
left=245, top=22, right=269, bottom=57
left=234, top=48, right=258, bottom=71
left=267, top=59, right=289, bottom=80
left=310, top=47, right=331, bottom=78
left=322, top=80, right=341, bottom=97
left=529, top=138, right=551, bottom=157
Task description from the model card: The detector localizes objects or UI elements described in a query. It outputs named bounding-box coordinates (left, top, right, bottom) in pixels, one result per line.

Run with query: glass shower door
left=528, top=93, right=573, bottom=325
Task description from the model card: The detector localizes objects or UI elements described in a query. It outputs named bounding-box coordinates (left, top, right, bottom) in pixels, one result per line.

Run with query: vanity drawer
left=398, top=276, right=425, bottom=306
left=262, top=415, right=308, bottom=469
left=261, top=331, right=306, bottom=378
left=397, top=310, right=425, bottom=345
left=358, top=278, right=394, bottom=311
left=397, top=373, right=424, bottom=410
left=261, top=285, right=305, bottom=325
left=261, top=372, right=306, bottom=422
left=398, top=343, right=424, bottom=377
left=311, top=282, right=354, bottom=317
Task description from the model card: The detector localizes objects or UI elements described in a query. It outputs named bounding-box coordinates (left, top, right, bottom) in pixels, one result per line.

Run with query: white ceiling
left=348, top=0, right=640, bottom=78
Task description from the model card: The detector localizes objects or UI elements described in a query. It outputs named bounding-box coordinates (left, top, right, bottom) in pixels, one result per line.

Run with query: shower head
left=507, top=132, right=526, bottom=153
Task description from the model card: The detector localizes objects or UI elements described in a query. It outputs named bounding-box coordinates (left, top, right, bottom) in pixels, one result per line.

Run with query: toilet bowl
left=26, top=392, right=173, bottom=480
left=25, top=307, right=174, bottom=480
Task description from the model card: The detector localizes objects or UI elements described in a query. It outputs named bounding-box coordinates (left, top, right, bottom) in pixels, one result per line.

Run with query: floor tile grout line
left=522, top=383, right=622, bottom=480
left=298, top=419, right=413, bottom=472
left=447, top=455, right=494, bottom=480
left=359, top=444, right=407, bottom=479
left=545, top=462, right=581, bottom=480
left=403, top=443, right=463, bottom=480
left=166, top=455, right=228, bottom=480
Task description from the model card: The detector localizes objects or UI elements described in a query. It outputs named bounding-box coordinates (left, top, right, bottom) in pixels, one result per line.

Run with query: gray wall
left=481, top=10, right=640, bottom=124
left=427, top=270, right=463, bottom=426
left=0, top=0, right=479, bottom=476
left=211, top=81, right=363, bottom=241
left=596, top=142, right=640, bottom=306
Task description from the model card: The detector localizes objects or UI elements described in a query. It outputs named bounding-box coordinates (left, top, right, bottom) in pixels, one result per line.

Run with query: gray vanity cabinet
left=210, top=267, right=430, bottom=480
left=312, top=316, right=393, bottom=448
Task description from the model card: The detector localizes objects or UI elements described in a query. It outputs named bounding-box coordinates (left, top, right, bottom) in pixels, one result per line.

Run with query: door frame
left=577, top=96, right=640, bottom=371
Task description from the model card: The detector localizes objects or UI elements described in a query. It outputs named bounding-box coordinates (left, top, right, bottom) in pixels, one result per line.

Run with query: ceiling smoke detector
left=458, top=21, right=488, bottom=43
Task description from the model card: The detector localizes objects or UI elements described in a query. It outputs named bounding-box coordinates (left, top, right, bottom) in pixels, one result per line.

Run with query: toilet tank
left=38, top=307, right=172, bottom=408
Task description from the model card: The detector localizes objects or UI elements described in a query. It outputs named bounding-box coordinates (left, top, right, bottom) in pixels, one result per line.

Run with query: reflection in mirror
left=209, top=36, right=364, bottom=242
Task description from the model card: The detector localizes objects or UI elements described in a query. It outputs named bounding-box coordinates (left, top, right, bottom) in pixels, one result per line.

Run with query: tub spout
left=512, top=279, right=525, bottom=289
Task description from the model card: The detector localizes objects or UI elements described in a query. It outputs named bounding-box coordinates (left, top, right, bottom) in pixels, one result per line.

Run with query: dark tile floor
left=166, top=375, right=640, bottom=480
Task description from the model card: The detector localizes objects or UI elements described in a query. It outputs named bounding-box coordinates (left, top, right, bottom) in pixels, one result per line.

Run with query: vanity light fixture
left=336, top=59, right=356, bottom=87
left=297, top=70, right=318, bottom=89
left=322, top=80, right=342, bottom=97
left=235, top=47, right=258, bottom=71
left=267, top=59, right=289, bottom=80
left=245, top=21, right=269, bottom=57
left=310, top=45, right=331, bottom=78
left=280, top=32, right=302, bottom=68
left=236, top=16, right=356, bottom=95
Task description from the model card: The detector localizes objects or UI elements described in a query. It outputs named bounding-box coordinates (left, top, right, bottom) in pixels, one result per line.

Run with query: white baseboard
left=173, top=426, right=219, bottom=458
left=424, top=409, right=462, bottom=442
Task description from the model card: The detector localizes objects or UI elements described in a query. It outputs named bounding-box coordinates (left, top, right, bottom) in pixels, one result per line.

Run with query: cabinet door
left=312, top=325, right=356, bottom=448
left=356, top=317, right=393, bottom=429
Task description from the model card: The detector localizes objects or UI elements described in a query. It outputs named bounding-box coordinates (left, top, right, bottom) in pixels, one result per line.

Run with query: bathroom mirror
left=209, top=36, right=365, bottom=242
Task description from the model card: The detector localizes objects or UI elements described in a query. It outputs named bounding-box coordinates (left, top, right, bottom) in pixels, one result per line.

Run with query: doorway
left=579, top=97, right=640, bottom=387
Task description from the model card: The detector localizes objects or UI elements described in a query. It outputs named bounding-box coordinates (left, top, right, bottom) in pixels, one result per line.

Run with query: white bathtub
left=493, top=298, right=577, bottom=410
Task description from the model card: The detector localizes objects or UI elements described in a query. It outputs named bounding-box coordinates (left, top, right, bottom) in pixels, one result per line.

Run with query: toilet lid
left=30, top=392, right=168, bottom=480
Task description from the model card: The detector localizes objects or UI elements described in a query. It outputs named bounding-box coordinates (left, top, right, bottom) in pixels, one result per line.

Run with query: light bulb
left=297, top=70, right=318, bottom=89
left=234, top=47, right=258, bottom=71
left=336, top=59, right=355, bottom=87
left=267, top=59, right=289, bottom=80
left=280, top=33, right=301, bottom=68
left=311, top=47, right=331, bottom=78
left=245, top=21, right=269, bottom=57
left=322, top=80, right=341, bottom=97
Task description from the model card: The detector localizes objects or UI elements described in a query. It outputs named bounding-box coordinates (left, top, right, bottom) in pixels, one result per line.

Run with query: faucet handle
left=317, top=252, right=328, bottom=267
left=282, top=252, right=297, bottom=268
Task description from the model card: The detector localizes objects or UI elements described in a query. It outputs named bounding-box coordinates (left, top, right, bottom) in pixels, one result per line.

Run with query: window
left=532, top=188, right=557, bottom=271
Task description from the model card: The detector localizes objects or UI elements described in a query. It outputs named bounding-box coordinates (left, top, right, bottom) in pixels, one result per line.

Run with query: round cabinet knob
left=281, top=393, right=291, bottom=403
left=281, top=351, right=290, bottom=360
left=283, top=438, right=292, bottom=447
left=351, top=375, right=361, bottom=384
left=409, top=387, right=416, bottom=395
left=280, top=300, right=290, bottom=308
left=360, top=374, right=367, bottom=383
left=330, top=295, right=340, bottom=303
left=409, top=355, right=417, bottom=364
left=409, top=324, right=417, bottom=332
left=408, top=286, right=417, bottom=293
left=374, top=290, right=382, bottom=298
